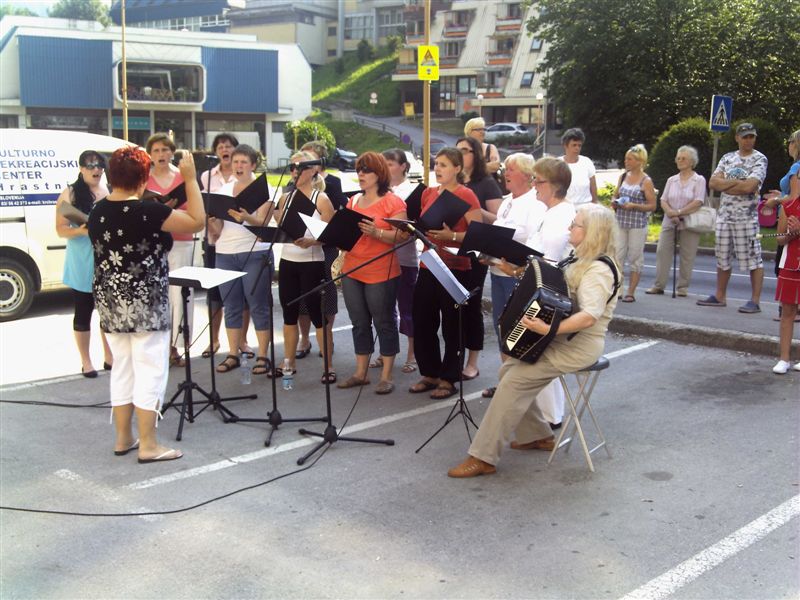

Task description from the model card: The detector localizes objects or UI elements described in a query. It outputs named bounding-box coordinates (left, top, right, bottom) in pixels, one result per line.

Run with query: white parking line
left=55, top=468, right=161, bottom=521
left=127, top=339, right=658, bottom=490
left=618, top=494, right=800, bottom=600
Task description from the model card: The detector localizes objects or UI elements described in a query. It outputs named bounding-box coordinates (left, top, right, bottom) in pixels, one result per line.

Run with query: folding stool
left=547, top=355, right=611, bottom=472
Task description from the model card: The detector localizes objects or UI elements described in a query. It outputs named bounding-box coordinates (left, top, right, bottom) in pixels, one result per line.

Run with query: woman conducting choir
left=145, top=132, right=191, bottom=368
left=448, top=203, right=620, bottom=477
left=381, top=148, right=419, bottom=373
left=337, top=152, right=409, bottom=394
left=274, top=151, right=336, bottom=382
left=409, top=147, right=482, bottom=400
left=213, top=144, right=275, bottom=376
left=55, top=150, right=113, bottom=377
left=88, top=147, right=205, bottom=462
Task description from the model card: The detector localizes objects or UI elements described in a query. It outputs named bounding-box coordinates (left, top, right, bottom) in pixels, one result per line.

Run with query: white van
left=0, top=129, right=132, bottom=320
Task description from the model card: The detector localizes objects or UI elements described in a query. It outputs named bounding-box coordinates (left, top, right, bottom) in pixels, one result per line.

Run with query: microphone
left=295, top=157, right=327, bottom=168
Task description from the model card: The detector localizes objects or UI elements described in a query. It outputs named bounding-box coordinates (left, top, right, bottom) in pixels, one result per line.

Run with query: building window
left=444, top=41, right=461, bottom=57
left=273, top=122, right=286, bottom=133
left=117, top=62, right=205, bottom=104
left=457, top=76, right=476, bottom=94
left=507, top=4, right=522, bottom=18
left=344, top=14, right=374, bottom=40
left=439, top=77, right=456, bottom=111
left=530, top=37, right=543, bottom=51
left=327, top=49, right=337, bottom=57
left=328, top=26, right=336, bottom=36
left=520, top=72, right=534, bottom=87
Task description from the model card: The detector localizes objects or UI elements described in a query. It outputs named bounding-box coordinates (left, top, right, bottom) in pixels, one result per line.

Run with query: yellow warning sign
left=417, top=45, right=439, bottom=81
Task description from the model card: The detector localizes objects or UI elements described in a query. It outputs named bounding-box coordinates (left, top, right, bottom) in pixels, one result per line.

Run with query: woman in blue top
left=55, top=150, right=113, bottom=378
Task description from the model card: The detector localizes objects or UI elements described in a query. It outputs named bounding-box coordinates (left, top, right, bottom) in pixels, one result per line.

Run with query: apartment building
left=393, top=0, right=550, bottom=129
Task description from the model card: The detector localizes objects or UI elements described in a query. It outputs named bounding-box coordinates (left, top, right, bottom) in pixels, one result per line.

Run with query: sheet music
left=168, top=266, right=245, bottom=290
left=420, top=249, right=470, bottom=304
left=299, top=213, right=327, bottom=240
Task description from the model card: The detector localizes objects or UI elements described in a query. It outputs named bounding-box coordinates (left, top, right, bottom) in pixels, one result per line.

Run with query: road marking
left=642, top=262, right=777, bottom=282
left=128, top=339, right=659, bottom=490
left=1, top=372, right=108, bottom=393
left=54, top=468, right=161, bottom=521
left=618, top=494, right=800, bottom=600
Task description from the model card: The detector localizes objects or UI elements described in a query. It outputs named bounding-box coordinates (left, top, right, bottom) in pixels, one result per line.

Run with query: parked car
left=484, top=123, right=529, bottom=142
left=332, top=147, right=357, bottom=171
left=428, top=138, right=448, bottom=168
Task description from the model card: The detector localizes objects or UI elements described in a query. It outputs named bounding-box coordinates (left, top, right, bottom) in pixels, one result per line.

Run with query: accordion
left=498, top=257, right=573, bottom=363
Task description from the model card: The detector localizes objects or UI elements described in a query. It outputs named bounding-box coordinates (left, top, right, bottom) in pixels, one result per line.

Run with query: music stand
left=162, top=266, right=255, bottom=440
left=412, top=247, right=479, bottom=453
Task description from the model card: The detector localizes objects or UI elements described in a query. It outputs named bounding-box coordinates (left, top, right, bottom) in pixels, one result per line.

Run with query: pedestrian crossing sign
left=709, top=95, right=733, bottom=132
left=417, top=45, right=439, bottom=81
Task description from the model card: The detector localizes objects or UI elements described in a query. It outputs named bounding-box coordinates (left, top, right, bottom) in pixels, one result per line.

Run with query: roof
left=109, top=0, right=233, bottom=25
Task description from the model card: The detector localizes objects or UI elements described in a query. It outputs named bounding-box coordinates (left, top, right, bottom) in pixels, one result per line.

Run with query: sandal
left=273, top=365, right=298, bottom=378
left=430, top=384, right=457, bottom=400
left=409, top=379, right=438, bottom=394
left=252, top=356, right=271, bottom=375
left=201, top=343, right=220, bottom=359
left=295, top=344, right=312, bottom=359
left=369, top=357, right=384, bottom=369
left=239, top=347, right=255, bottom=359
left=321, top=371, right=338, bottom=384
left=620, top=295, right=636, bottom=303
left=482, top=387, right=496, bottom=398
left=216, top=355, right=240, bottom=373
left=401, top=361, right=418, bottom=374
left=169, top=353, right=186, bottom=368
left=337, top=375, right=370, bottom=389
left=375, top=380, right=395, bottom=395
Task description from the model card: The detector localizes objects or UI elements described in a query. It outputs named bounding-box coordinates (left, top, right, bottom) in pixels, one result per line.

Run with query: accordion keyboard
left=505, top=300, right=541, bottom=351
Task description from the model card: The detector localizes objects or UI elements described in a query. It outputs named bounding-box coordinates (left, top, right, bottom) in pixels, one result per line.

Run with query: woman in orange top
left=338, top=152, right=409, bottom=395
left=410, top=147, right=482, bottom=400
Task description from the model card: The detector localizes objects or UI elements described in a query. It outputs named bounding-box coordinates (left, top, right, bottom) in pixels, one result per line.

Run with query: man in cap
left=698, top=122, right=767, bottom=313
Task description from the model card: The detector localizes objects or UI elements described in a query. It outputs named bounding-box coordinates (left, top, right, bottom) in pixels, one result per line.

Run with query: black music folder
left=417, top=189, right=470, bottom=231
left=207, top=174, right=271, bottom=222
left=301, top=208, right=369, bottom=251
left=244, top=225, right=295, bottom=244
left=403, top=183, right=426, bottom=221
left=458, top=221, right=542, bottom=266
left=57, top=202, right=88, bottom=226
left=142, top=182, right=187, bottom=209
left=279, top=188, right=318, bottom=240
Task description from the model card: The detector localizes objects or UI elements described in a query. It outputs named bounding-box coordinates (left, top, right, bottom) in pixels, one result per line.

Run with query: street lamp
left=291, top=120, right=300, bottom=152
left=536, top=92, right=547, bottom=157
left=476, top=93, right=484, bottom=119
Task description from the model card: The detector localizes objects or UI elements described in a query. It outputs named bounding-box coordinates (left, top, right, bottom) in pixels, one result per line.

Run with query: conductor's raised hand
left=177, top=151, right=197, bottom=181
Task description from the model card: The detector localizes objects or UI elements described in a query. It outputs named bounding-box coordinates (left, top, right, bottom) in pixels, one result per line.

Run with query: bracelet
left=452, top=232, right=457, bottom=242
left=378, top=229, right=382, bottom=239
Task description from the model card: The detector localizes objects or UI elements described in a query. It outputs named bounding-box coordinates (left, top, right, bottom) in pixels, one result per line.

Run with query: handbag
left=683, top=199, right=716, bottom=234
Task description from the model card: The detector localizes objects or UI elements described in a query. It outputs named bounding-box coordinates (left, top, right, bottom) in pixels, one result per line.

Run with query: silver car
left=484, top=123, right=529, bottom=142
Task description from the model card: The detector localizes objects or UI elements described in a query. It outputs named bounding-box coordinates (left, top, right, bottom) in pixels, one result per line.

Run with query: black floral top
left=88, top=199, right=173, bottom=333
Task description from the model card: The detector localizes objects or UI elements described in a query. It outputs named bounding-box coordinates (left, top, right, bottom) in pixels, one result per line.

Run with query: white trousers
left=168, top=241, right=195, bottom=348
left=106, top=330, right=170, bottom=413
left=536, top=378, right=565, bottom=424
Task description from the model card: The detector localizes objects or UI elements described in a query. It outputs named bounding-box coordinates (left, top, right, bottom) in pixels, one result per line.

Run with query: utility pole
left=121, top=0, right=128, bottom=141
left=423, top=0, right=430, bottom=186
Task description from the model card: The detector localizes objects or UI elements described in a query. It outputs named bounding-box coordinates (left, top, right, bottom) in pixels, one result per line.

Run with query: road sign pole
left=423, top=0, right=431, bottom=186
left=709, top=132, right=720, bottom=205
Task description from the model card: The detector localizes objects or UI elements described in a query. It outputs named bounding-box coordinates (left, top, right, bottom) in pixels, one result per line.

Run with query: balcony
left=396, top=62, right=417, bottom=75
left=440, top=56, right=459, bottom=68
left=405, top=33, right=425, bottom=45
left=443, top=22, right=468, bottom=37
left=486, top=50, right=513, bottom=66
left=495, top=16, right=522, bottom=29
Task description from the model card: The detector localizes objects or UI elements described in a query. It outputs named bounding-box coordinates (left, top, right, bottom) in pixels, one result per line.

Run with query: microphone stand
left=231, top=165, right=327, bottom=445
left=293, top=236, right=417, bottom=465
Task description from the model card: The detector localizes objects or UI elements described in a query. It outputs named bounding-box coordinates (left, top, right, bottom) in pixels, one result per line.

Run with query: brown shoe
left=375, top=380, right=395, bottom=395
left=337, top=375, right=370, bottom=389
left=645, top=287, right=664, bottom=295
left=447, top=456, right=496, bottom=478
left=510, top=436, right=555, bottom=451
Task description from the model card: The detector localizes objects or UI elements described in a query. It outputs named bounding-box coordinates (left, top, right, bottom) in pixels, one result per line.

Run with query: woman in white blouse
left=646, top=146, right=706, bottom=297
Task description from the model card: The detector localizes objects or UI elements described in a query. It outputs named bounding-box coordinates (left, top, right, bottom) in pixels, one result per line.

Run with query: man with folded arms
left=697, top=122, right=767, bottom=313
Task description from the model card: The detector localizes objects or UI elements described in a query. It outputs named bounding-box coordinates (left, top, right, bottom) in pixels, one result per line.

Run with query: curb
left=644, top=243, right=776, bottom=261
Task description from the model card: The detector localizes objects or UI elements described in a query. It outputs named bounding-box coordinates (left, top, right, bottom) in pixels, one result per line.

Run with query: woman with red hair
left=88, top=146, right=205, bottom=463
left=337, top=152, right=409, bottom=394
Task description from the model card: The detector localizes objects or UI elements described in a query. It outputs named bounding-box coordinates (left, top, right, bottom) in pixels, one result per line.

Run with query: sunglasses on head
left=356, top=166, right=374, bottom=174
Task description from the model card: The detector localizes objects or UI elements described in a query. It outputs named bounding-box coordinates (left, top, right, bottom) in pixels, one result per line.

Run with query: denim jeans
left=216, top=250, right=273, bottom=330
left=342, top=276, right=400, bottom=356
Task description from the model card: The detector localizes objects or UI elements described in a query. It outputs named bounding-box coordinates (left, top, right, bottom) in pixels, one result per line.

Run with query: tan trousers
left=652, top=225, right=701, bottom=293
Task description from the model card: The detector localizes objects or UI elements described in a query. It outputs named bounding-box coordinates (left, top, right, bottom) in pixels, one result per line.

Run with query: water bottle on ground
left=240, top=354, right=251, bottom=385
left=282, top=359, right=293, bottom=391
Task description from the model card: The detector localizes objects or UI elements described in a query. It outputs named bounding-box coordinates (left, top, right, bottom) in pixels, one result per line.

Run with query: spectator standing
left=697, top=123, right=767, bottom=313
left=646, top=146, right=707, bottom=296
left=464, top=117, right=501, bottom=175
left=559, top=128, right=598, bottom=205
left=613, top=144, right=657, bottom=302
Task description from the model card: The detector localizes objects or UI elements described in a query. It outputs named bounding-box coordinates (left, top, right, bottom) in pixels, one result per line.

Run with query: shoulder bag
left=683, top=194, right=716, bottom=234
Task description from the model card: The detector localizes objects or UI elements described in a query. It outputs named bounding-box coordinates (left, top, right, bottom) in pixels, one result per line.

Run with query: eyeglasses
left=356, top=166, right=374, bottom=174
left=459, top=148, right=474, bottom=154
left=289, top=164, right=307, bottom=172
left=472, top=128, right=486, bottom=132
left=532, top=179, right=549, bottom=185
left=84, top=162, right=104, bottom=170
left=569, top=221, right=584, bottom=229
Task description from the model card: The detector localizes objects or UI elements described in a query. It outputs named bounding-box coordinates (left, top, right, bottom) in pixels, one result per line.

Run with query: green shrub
left=334, top=57, right=345, bottom=74
left=283, top=120, right=336, bottom=157
left=720, top=118, right=792, bottom=192
left=597, top=182, right=616, bottom=206
left=385, top=34, right=403, bottom=53
left=460, top=111, right=479, bottom=124
left=649, top=118, right=714, bottom=196
left=357, top=39, right=375, bottom=63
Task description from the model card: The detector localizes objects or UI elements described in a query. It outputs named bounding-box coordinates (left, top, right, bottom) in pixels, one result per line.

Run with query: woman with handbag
left=646, top=146, right=707, bottom=297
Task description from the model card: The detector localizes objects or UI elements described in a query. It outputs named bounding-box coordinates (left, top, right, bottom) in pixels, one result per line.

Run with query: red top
left=343, top=192, right=407, bottom=283
left=780, top=197, right=800, bottom=271
left=147, top=171, right=189, bottom=242
left=420, top=184, right=480, bottom=271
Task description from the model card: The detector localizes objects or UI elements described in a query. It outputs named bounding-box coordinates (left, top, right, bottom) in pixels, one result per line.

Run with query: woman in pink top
left=146, top=133, right=191, bottom=367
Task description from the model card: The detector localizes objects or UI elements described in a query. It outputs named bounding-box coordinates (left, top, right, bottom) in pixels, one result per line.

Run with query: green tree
left=0, top=5, right=38, bottom=18
left=283, top=121, right=336, bottom=157
left=356, top=38, right=375, bottom=63
left=526, top=0, right=800, bottom=162
left=48, top=0, right=110, bottom=26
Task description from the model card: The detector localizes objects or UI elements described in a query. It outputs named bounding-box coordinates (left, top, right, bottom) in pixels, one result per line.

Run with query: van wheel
left=0, top=257, right=35, bottom=321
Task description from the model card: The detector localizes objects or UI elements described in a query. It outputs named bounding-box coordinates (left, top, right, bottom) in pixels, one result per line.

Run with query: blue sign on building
left=709, top=95, right=733, bottom=132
